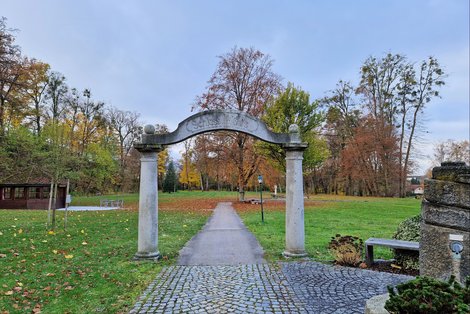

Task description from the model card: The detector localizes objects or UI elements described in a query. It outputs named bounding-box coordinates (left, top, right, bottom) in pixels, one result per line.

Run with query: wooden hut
left=0, top=179, right=66, bottom=210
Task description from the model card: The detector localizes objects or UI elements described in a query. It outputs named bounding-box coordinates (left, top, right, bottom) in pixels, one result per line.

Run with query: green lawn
left=71, top=190, right=261, bottom=207
left=239, top=196, right=421, bottom=261
left=0, top=205, right=209, bottom=313
left=1, top=192, right=421, bottom=313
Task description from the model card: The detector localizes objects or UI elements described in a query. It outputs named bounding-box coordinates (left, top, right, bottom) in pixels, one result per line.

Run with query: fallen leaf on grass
left=391, top=263, right=402, bottom=270
left=48, top=230, right=55, bottom=235
left=0, top=231, right=3, bottom=235
left=64, top=286, right=74, bottom=291
left=46, top=273, right=55, bottom=277
left=13, top=286, right=22, bottom=292
left=41, top=240, right=47, bottom=243
left=4, top=290, right=13, bottom=295
left=0, top=254, right=6, bottom=258
left=52, top=250, right=58, bottom=254
left=32, top=304, right=42, bottom=313
left=81, top=242, right=88, bottom=245
left=64, top=254, right=73, bottom=259
left=18, top=229, right=23, bottom=234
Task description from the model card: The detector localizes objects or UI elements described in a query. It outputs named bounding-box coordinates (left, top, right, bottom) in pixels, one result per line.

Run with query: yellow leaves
left=0, top=231, right=3, bottom=235
left=48, top=230, right=55, bottom=235
left=17, top=282, right=23, bottom=287
left=18, top=229, right=23, bottom=234
left=81, top=229, right=85, bottom=234
left=81, top=241, right=88, bottom=246
left=64, top=254, right=74, bottom=259
left=52, top=250, right=58, bottom=254
left=41, top=240, right=47, bottom=243
left=183, top=225, right=187, bottom=228
left=4, top=290, right=13, bottom=296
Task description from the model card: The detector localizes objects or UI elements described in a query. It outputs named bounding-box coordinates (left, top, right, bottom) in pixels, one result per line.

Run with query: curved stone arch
left=140, top=109, right=293, bottom=146
left=134, top=109, right=307, bottom=261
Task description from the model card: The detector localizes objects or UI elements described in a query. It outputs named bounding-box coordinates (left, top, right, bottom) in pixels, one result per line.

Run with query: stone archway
left=134, top=110, right=307, bottom=259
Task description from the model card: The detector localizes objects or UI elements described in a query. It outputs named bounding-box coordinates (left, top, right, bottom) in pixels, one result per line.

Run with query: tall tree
left=321, top=80, right=360, bottom=194
left=163, top=160, right=178, bottom=193
left=357, top=53, right=445, bottom=196
left=0, top=17, right=23, bottom=137
left=21, top=58, right=50, bottom=135
left=432, top=140, right=470, bottom=166
left=45, top=71, right=68, bottom=122
left=193, top=46, right=282, bottom=200
left=261, top=82, right=325, bottom=171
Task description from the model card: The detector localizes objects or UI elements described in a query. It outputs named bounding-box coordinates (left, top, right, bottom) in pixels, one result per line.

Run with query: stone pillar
left=420, top=162, right=470, bottom=283
left=134, top=125, right=163, bottom=260
left=283, top=125, right=308, bottom=257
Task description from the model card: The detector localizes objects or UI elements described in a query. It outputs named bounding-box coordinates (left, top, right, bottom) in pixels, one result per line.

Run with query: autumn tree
left=0, top=17, right=23, bottom=137
left=432, top=140, right=470, bottom=166
left=357, top=53, right=445, bottom=196
left=340, top=116, right=400, bottom=196
left=179, top=139, right=200, bottom=190
left=193, top=46, right=282, bottom=200
left=320, top=80, right=360, bottom=194
left=21, top=58, right=50, bottom=135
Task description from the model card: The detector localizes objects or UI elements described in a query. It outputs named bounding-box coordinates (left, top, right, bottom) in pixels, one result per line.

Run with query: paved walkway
left=131, top=202, right=413, bottom=313
left=178, top=202, right=265, bottom=266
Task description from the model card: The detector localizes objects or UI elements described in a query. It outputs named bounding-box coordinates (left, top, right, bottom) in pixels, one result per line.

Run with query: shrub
left=328, top=234, right=363, bottom=266
left=385, top=275, right=470, bottom=314
left=393, top=215, right=421, bottom=270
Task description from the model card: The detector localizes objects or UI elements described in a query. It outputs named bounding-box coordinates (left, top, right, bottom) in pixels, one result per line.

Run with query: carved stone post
left=134, top=125, right=163, bottom=260
left=283, top=125, right=308, bottom=257
left=420, top=162, right=470, bottom=283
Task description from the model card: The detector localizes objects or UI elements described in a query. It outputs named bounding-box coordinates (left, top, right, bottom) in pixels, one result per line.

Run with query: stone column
left=283, top=125, right=308, bottom=257
left=134, top=125, right=163, bottom=260
left=420, top=162, right=469, bottom=283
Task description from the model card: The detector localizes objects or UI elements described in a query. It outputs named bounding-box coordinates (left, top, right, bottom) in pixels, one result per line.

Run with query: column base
left=283, top=250, right=308, bottom=258
left=133, top=251, right=161, bottom=261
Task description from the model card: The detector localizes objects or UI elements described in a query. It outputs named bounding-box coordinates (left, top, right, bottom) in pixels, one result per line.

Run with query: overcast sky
left=2, top=0, right=469, bottom=173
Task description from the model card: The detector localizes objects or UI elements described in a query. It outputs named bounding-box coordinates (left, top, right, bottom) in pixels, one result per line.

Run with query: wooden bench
left=365, top=237, right=419, bottom=266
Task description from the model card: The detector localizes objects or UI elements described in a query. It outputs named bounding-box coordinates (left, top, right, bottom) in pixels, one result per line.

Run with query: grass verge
left=237, top=196, right=421, bottom=261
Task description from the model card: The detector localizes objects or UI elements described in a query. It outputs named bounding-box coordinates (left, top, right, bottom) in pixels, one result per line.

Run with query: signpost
left=258, top=175, right=264, bottom=223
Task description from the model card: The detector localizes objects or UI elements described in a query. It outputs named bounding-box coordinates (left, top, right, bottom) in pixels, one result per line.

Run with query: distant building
left=406, top=176, right=425, bottom=196
left=0, top=179, right=67, bottom=210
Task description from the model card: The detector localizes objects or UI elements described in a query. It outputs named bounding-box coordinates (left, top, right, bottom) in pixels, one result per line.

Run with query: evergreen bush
left=385, top=275, right=470, bottom=314
left=393, top=215, right=421, bottom=270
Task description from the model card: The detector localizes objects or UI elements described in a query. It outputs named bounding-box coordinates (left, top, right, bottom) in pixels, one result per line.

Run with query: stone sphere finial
left=288, top=124, right=300, bottom=143
left=143, top=124, right=155, bottom=134
left=288, top=124, right=299, bottom=133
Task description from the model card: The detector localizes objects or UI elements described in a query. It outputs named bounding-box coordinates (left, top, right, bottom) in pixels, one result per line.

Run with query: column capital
left=134, top=143, right=164, bottom=153
left=283, top=142, right=308, bottom=151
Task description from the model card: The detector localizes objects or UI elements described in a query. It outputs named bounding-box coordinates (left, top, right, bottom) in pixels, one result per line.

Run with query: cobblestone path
left=130, top=262, right=413, bottom=313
